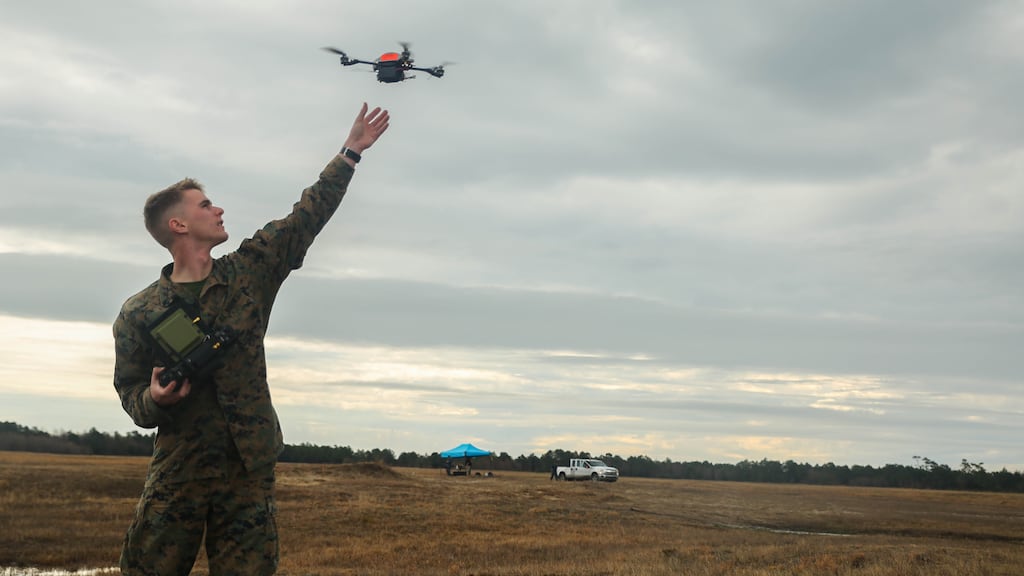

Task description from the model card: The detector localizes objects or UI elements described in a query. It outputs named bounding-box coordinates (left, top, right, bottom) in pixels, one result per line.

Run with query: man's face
left=176, top=188, right=228, bottom=247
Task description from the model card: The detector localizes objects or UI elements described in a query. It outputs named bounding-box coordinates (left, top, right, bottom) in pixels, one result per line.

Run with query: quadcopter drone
left=323, top=42, right=447, bottom=83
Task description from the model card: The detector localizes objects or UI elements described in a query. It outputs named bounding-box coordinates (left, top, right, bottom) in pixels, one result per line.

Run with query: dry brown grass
left=3, top=450, right=1024, bottom=575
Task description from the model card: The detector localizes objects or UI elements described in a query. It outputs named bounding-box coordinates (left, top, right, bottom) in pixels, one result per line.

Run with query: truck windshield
left=588, top=460, right=606, bottom=467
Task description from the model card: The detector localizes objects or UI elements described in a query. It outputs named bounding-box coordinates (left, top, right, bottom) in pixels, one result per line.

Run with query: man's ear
left=168, top=217, right=188, bottom=235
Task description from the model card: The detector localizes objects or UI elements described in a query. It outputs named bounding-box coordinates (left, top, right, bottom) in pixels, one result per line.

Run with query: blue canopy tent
left=440, top=443, right=491, bottom=476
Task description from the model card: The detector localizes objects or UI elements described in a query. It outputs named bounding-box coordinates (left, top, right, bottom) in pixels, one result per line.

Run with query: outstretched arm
left=233, top=102, right=390, bottom=283
left=340, top=102, right=390, bottom=167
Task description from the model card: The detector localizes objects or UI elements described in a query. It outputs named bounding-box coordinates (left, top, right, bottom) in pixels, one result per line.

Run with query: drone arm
left=343, top=58, right=377, bottom=68
left=408, top=65, right=444, bottom=78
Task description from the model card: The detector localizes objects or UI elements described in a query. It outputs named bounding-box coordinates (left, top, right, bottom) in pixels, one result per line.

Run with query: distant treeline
left=3, top=421, right=1022, bottom=492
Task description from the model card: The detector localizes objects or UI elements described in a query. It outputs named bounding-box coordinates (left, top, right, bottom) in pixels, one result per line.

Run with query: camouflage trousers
left=120, top=460, right=278, bottom=576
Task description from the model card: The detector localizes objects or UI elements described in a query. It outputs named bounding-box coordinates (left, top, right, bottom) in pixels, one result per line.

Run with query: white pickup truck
left=554, top=458, right=619, bottom=482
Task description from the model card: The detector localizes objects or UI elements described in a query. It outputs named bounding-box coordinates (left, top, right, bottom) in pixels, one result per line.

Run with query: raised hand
left=344, top=102, right=390, bottom=154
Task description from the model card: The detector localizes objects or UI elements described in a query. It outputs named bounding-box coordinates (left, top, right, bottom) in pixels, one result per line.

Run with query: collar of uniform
left=157, top=263, right=178, bottom=307
left=203, top=258, right=229, bottom=294
left=156, top=259, right=228, bottom=305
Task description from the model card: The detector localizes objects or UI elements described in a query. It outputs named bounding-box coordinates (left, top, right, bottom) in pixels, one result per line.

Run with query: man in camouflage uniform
left=113, top=103, right=390, bottom=575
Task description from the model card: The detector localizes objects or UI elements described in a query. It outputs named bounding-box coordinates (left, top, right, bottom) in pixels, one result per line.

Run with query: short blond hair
left=144, top=178, right=203, bottom=248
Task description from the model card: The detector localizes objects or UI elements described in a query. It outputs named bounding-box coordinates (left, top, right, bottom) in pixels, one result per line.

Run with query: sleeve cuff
left=142, top=388, right=173, bottom=426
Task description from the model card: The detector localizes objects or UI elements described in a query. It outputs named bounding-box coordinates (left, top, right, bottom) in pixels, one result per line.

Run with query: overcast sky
left=1, top=0, right=1021, bottom=470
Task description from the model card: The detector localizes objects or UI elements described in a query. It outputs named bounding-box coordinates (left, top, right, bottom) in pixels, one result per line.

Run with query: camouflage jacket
left=113, top=155, right=354, bottom=483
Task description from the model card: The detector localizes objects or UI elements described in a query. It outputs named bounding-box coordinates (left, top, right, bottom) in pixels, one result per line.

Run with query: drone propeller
left=322, top=47, right=348, bottom=57
left=433, top=62, right=455, bottom=76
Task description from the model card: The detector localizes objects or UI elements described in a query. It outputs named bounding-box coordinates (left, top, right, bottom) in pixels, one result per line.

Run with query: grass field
left=2, top=450, right=1024, bottom=575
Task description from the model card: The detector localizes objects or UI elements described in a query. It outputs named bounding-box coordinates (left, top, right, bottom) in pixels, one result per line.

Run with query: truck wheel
left=558, top=472, right=566, bottom=481
left=591, top=472, right=599, bottom=482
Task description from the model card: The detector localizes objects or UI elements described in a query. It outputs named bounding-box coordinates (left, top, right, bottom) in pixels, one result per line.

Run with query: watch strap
left=340, top=146, right=361, bottom=164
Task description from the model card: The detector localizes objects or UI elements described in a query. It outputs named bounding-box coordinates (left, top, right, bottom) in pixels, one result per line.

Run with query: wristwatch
left=340, top=146, right=361, bottom=164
